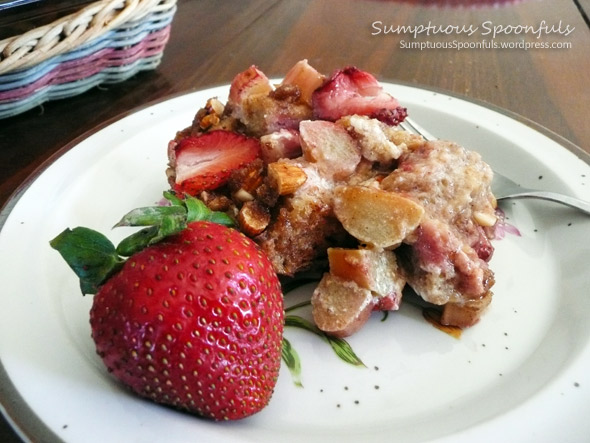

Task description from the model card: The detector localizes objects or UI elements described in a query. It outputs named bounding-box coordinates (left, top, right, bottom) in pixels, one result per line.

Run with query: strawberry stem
left=50, top=192, right=235, bottom=295
left=113, top=205, right=186, bottom=228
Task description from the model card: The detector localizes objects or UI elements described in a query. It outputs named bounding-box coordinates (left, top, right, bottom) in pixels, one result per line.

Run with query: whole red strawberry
left=51, top=195, right=284, bottom=420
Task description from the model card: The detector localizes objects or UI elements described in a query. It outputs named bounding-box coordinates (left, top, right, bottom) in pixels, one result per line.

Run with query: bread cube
left=441, top=292, right=493, bottom=328
left=311, top=273, right=374, bottom=338
left=299, top=120, right=361, bottom=180
left=328, top=247, right=405, bottom=309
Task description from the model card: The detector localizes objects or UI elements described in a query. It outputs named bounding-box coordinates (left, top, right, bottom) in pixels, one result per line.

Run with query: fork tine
left=400, top=118, right=437, bottom=141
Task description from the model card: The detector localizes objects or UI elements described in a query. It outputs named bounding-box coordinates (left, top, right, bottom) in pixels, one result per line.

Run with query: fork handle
left=498, top=192, right=590, bottom=215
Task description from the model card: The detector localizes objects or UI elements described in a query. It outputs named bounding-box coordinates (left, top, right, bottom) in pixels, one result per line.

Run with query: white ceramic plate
left=1, top=84, right=589, bottom=443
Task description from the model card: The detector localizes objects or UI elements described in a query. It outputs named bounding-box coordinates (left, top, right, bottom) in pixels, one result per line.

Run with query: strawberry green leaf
left=184, top=195, right=234, bottom=226
left=51, top=192, right=236, bottom=294
left=285, top=315, right=365, bottom=367
left=50, top=227, right=124, bottom=295
left=184, top=196, right=211, bottom=223
left=281, top=337, right=303, bottom=387
left=113, top=206, right=186, bottom=228
left=157, top=214, right=188, bottom=239
left=163, top=190, right=184, bottom=206
left=206, top=211, right=235, bottom=227
left=115, top=194, right=233, bottom=232
left=113, top=193, right=234, bottom=256
left=115, top=226, right=160, bottom=257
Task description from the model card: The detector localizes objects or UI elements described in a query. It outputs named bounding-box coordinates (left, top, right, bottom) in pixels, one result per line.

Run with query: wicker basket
left=0, top=0, right=177, bottom=119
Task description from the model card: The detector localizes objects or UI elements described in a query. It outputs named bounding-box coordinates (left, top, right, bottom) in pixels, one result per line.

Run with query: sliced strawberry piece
left=172, top=130, right=261, bottom=195
left=312, top=66, right=407, bottom=124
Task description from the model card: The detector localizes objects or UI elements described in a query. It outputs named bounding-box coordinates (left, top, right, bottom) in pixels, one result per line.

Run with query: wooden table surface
left=1, top=0, right=589, bottom=440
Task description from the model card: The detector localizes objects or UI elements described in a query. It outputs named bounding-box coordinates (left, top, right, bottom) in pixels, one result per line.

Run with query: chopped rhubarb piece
left=227, top=65, right=313, bottom=137
left=281, top=59, right=326, bottom=106
left=171, top=130, right=261, bottom=195
left=312, top=66, right=407, bottom=123
left=260, top=129, right=302, bottom=163
left=227, top=65, right=273, bottom=107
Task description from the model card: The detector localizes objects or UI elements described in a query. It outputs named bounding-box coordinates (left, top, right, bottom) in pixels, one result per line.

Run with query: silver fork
left=399, top=118, right=590, bottom=215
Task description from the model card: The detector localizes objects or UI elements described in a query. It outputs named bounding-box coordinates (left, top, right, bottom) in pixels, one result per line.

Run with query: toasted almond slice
left=267, top=161, right=307, bottom=195
left=473, top=211, right=497, bottom=227
left=333, top=185, right=424, bottom=248
left=311, top=273, right=374, bottom=338
left=237, top=201, right=270, bottom=236
left=233, top=188, right=255, bottom=203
